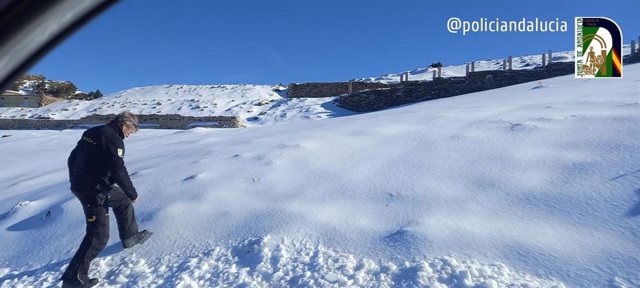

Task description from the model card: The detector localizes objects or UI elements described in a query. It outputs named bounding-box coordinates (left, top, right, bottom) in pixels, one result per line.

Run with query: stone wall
left=287, top=82, right=391, bottom=98
left=291, top=52, right=639, bottom=108
left=0, top=94, right=42, bottom=108
left=0, top=114, right=240, bottom=130
left=0, top=94, right=62, bottom=107
left=337, top=62, right=575, bottom=112
left=624, top=53, right=640, bottom=65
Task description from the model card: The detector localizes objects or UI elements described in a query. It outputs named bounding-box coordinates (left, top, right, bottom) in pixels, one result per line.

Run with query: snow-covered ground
left=1, top=62, right=638, bottom=287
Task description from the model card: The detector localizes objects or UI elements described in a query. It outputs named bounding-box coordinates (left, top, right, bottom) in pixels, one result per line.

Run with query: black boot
left=61, top=274, right=98, bottom=288
left=122, top=229, right=153, bottom=249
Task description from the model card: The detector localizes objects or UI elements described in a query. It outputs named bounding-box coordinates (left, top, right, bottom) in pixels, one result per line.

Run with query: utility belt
left=95, top=183, right=114, bottom=206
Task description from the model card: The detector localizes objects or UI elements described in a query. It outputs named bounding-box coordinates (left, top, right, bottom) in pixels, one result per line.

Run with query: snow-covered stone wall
left=0, top=114, right=240, bottom=130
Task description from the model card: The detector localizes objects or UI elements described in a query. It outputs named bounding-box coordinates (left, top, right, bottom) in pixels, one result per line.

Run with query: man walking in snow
left=61, top=111, right=152, bottom=288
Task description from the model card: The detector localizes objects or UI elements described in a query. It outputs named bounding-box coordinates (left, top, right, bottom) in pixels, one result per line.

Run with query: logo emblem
left=575, top=17, right=623, bottom=78
left=117, top=148, right=124, bottom=158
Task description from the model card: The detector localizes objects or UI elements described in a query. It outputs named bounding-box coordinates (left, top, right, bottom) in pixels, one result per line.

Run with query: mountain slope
left=0, top=84, right=354, bottom=127
left=4, top=49, right=625, bottom=127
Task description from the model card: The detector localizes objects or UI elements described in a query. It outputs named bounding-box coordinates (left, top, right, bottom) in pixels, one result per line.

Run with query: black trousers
left=63, top=186, right=139, bottom=280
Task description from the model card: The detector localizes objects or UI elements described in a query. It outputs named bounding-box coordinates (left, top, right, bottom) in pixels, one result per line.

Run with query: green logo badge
left=575, top=17, right=623, bottom=78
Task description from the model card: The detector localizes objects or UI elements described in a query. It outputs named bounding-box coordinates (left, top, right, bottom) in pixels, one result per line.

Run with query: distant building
left=0, top=90, right=61, bottom=107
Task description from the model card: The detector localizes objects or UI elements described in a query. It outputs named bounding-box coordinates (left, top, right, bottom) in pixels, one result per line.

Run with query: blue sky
left=30, top=0, right=639, bottom=94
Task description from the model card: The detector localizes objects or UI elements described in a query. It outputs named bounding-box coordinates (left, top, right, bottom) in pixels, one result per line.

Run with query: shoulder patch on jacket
left=81, top=136, right=96, bottom=145
left=117, top=148, right=124, bottom=158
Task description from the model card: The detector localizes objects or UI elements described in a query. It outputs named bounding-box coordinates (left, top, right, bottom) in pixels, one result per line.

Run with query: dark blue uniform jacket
left=68, top=121, right=138, bottom=200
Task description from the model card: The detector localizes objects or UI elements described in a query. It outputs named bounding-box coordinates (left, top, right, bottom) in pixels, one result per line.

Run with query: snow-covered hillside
left=0, top=84, right=354, bottom=127
left=354, top=45, right=633, bottom=83
left=1, top=63, right=638, bottom=287
left=6, top=48, right=635, bottom=128
left=354, top=51, right=575, bottom=83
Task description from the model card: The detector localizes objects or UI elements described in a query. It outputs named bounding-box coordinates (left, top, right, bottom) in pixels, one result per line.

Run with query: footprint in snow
left=383, top=224, right=428, bottom=253
left=531, top=85, right=548, bottom=90
left=275, top=143, right=302, bottom=150
left=1, top=201, right=31, bottom=221
left=6, top=205, right=64, bottom=231
left=253, top=154, right=275, bottom=166
left=231, top=237, right=268, bottom=270
left=244, top=178, right=259, bottom=183
left=183, top=174, right=199, bottom=181
left=385, top=192, right=402, bottom=207
left=509, top=122, right=537, bottom=132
